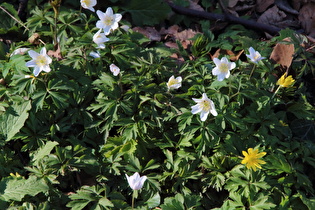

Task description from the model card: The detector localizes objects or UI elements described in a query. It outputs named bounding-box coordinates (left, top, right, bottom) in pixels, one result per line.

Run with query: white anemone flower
left=80, top=0, right=97, bottom=12
left=212, top=57, right=236, bottom=81
left=191, top=93, right=217, bottom=121
left=167, top=75, right=182, bottom=90
left=89, top=51, right=101, bottom=58
left=93, top=29, right=109, bottom=49
left=110, top=64, right=120, bottom=76
left=10, top=48, right=30, bottom=57
left=25, top=47, right=52, bottom=77
left=96, top=7, right=122, bottom=35
left=125, top=172, right=147, bottom=190
left=246, top=47, right=265, bottom=63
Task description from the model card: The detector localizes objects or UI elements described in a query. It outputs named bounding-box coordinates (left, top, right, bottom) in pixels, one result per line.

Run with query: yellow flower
left=277, top=74, right=295, bottom=88
left=241, top=148, right=266, bottom=171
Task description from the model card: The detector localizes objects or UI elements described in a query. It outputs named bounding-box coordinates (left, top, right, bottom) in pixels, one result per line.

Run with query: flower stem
left=271, top=85, right=281, bottom=99
left=132, top=190, right=135, bottom=210
left=248, top=64, right=256, bottom=79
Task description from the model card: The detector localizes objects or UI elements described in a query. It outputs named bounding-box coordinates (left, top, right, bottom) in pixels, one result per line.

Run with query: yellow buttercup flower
left=241, top=148, right=266, bottom=171
left=277, top=74, right=295, bottom=88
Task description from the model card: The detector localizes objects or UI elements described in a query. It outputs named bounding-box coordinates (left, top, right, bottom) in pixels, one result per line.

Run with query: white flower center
left=103, top=16, right=113, bottom=26
left=219, top=63, right=229, bottom=73
left=35, top=55, right=47, bottom=67
left=200, top=100, right=211, bottom=111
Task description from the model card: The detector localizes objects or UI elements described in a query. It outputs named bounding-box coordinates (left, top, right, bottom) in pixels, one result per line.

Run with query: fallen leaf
left=269, top=38, right=294, bottom=69
left=256, top=0, right=274, bottom=13
left=189, top=0, right=205, bottom=11
left=298, top=3, right=315, bottom=38
left=28, top=33, right=40, bottom=45
left=228, top=0, right=239, bottom=8
left=132, top=26, right=161, bottom=42
left=257, top=5, right=286, bottom=27
left=292, top=0, right=308, bottom=11
left=48, top=44, right=63, bottom=60
left=210, top=49, right=244, bottom=61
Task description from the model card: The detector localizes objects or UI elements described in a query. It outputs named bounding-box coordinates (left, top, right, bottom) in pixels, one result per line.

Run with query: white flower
left=93, top=29, right=109, bottom=49
left=89, top=51, right=101, bottom=58
left=120, top=25, right=130, bottom=32
left=191, top=93, right=217, bottom=121
left=212, top=57, right=236, bottom=81
left=80, top=0, right=97, bottom=12
left=110, top=64, right=120, bottom=76
left=25, top=47, right=52, bottom=77
left=246, top=47, right=265, bottom=63
left=96, top=7, right=122, bottom=35
left=167, top=75, right=182, bottom=90
left=10, top=48, right=30, bottom=57
left=125, top=172, right=147, bottom=190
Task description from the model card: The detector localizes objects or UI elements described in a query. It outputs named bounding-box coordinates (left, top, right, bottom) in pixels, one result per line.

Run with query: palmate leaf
left=0, top=99, right=31, bottom=142
left=0, top=176, right=49, bottom=201
left=122, top=0, right=171, bottom=26
left=31, top=141, right=59, bottom=165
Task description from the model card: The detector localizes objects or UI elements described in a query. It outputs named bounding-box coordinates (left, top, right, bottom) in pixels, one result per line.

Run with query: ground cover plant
left=0, top=0, right=315, bottom=209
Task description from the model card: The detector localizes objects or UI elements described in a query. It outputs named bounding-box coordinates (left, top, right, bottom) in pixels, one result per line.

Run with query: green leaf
left=0, top=176, right=49, bottom=201
left=0, top=3, right=21, bottom=34
left=122, top=0, right=171, bottom=26
left=145, top=193, right=160, bottom=208
left=0, top=99, right=31, bottom=141
left=250, top=193, right=276, bottom=210
left=31, top=141, right=59, bottom=165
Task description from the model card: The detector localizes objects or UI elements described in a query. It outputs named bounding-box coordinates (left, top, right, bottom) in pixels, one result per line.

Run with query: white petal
left=45, top=55, right=52, bottom=64
left=42, top=65, right=51, bottom=73
left=200, top=110, right=209, bottom=121
left=229, top=62, right=236, bottom=70
left=212, top=67, right=220, bottom=75
left=25, top=60, right=36, bottom=67
left=90, top=51, right=101, bottom=58
left=28, top=50, right=39, bottom=59
left=217, top=73, right=226, bottom=81
left=201, top=93, right=208, bottom=100
left=105, top=7, right=113, bottom=16
left=225, top=71, right=230, bottom=78
left=96, top=10, right=104, bottom=19
left=210, top=108, right=218, bottom=116
left=213, top=58, right=221, bottom=66
left=33, top=66, right=41, bottom=77
left=40, top=47, right=47, bottom=55
left=249, top=47, right=256, bottom=55
left=191, top=104, right=202, bottom=114
left=115, top=14, right=122, bottom=22
left=221, top=57, right=229, bottom=63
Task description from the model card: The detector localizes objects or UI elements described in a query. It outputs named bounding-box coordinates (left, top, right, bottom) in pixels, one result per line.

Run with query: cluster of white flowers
left=24, top=1, right=122, bottom=77
left=167, top=47, right=265, bottom=122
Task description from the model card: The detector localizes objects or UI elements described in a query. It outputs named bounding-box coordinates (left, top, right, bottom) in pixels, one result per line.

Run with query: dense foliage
left=0, top=0, right=315, bottom=209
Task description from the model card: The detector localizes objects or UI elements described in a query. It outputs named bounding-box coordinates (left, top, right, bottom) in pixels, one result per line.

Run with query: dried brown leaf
left=188, top=0, right=205, bottom=11
left=299, top=3, right=315, bottom=38
left=257, top=5, right=286, bottom=27
left=28, top=33, right=40, bottom=45
left=210, top=49, right=243, bottom=61
left=132, top=27, right=161, bottom=42
left=48, top=44, right=63, bottom=60
left=256, top=0, right=274, bottom=13
left=269, top=38, right=294, bottom=69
